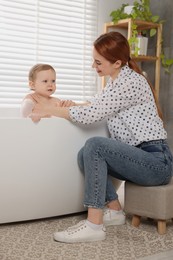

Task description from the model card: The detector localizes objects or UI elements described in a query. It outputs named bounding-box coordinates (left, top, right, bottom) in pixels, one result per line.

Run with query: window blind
left=0, top=0, right=98, bottom=107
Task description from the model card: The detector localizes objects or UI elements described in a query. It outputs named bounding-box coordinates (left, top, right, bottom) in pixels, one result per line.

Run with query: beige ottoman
left=124, top=178, right=173, bottom=234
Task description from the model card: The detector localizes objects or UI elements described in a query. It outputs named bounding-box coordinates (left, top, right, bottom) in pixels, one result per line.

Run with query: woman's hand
left=28, top=95, right=71, bottom=122
left=59, top=100, right=76, bottom=107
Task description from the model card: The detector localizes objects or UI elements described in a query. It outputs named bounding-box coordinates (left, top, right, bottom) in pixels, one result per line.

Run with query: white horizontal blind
left=0, top=0, right=98, bottom=107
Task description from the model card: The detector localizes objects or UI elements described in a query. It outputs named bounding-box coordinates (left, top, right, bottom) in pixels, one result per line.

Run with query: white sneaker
left=103, top=208, right=126, bottom=226
left=53, top=220, right=106, bottom=243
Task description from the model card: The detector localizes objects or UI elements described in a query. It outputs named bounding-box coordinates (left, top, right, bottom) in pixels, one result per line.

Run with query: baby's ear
left=29, top=81, right=35, bottom=90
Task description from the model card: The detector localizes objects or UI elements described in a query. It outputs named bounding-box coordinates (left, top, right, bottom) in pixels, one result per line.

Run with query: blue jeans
left=77, top=137, right=173, bottom=209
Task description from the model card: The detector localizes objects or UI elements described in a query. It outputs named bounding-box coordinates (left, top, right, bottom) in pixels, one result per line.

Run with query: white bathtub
left=0, top=108, right=122, bottom=223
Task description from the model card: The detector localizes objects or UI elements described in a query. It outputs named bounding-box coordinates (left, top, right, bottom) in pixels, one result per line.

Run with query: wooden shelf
left=132, top=55, right=158, bottom=62
left=103, top=19, right=162, bottom=99
left=105, top=19, right=160, bottom=31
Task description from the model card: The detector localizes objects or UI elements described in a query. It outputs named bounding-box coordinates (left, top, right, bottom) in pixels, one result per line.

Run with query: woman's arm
left=59, top=100, right=90, bottom=107
left=29, top=93, right=90, bottom=122
left=30, top=103, right=70, bottom=122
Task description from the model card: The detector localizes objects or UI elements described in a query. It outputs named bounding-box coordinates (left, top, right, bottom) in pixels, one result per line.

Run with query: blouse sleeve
left=69, top=74, right=152, bottom=125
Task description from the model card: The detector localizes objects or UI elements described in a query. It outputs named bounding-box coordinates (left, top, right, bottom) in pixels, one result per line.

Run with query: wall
left=97, top=0, right=133, bottom=87
left=146, top=0, right=173, bottom=152
left=97, top=0, right=134, bottom=35
left=98, top=0, right=173, bottom=152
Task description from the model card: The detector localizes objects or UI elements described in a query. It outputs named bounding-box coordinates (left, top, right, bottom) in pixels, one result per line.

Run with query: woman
left=30, top=32, right=173, bottom=243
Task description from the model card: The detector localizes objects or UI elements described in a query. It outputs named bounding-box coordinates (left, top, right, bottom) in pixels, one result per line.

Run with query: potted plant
left=110, top=0, right=173, bottom=73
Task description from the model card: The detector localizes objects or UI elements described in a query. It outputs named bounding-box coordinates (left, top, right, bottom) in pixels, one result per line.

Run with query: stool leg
left=157, top=220, right=166, bottom=235
left=132, top=215, right=141, bottom=227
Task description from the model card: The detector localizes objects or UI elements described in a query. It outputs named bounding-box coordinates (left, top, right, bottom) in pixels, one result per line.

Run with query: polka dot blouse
left=69, top=65, right=167, bottom=146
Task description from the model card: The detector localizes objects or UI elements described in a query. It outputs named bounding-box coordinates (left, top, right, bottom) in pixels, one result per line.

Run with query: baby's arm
left=20, top=98, right=35, bottom=118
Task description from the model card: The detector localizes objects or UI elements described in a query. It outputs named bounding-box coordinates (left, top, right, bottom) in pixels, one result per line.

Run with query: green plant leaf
left=150, top=28, right=156, bottom=37
left=151, top=15, right=159, bottom=22
left=165, top=59, right=173, bottom=66
left=132, top=24, right=137, bottom=30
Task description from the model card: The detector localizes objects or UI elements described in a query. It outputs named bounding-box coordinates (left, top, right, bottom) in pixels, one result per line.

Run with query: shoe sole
left=104, top=218, right=126, bottom=227
left=53, top=234, right=106, bottom=243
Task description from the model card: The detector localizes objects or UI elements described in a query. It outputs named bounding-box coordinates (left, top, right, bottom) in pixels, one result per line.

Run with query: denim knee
left=77, top=147, right=85, bottom=173
left=77, top=137, right=101, bottom=172
left=84, top=136, right=103, bottom=153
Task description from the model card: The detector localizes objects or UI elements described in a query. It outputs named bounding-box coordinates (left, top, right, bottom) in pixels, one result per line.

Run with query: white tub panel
left=0, top=118, right=110, bottom=223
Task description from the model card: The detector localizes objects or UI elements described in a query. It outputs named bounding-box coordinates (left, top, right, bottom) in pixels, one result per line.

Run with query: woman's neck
left=110, top=67, right=121, bottom=81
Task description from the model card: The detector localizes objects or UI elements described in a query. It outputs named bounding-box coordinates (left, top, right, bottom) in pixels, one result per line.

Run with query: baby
left=21, top=63, right=75, bottom=121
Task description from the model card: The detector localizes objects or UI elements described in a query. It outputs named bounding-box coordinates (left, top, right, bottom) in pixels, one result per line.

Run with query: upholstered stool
left=124, top=178, right=173, bottom=235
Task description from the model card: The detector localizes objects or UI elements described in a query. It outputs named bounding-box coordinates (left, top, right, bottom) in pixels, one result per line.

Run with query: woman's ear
left=114, top=60, right=122, bottom=69
left=29, top=81, right=35, bottom=90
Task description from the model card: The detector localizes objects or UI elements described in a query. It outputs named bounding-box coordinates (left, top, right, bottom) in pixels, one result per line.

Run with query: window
left=0, top=0, right=98, bottom=107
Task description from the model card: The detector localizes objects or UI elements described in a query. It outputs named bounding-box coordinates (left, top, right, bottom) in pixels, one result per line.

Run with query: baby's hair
left=29, top=64, right=56, bottom=81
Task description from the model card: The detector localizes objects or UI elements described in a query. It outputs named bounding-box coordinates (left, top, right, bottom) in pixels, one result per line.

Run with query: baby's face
left=32, top=69, right=56, bottom=97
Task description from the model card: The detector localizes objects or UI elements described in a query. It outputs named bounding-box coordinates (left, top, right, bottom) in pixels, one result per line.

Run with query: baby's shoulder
left=23, top=94, right=36, bottom=103
left=24, top=93, right=33, bottom=99
left=51, top=96, right=60, bottom=101
left=51, top=96, right=61, bottom=104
